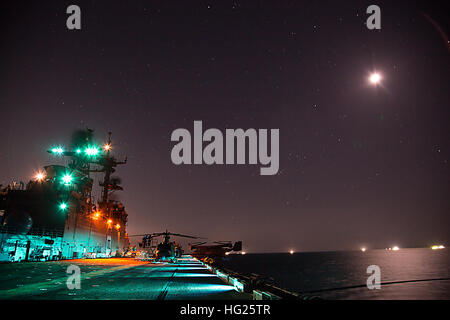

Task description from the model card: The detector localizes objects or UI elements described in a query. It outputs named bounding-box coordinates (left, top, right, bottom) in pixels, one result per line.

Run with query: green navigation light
left=62, top=173, right=73, bottom=184
left=59, top=202, right=68, bottom=210
left=76, top=148, right=82, bottom=154
left=85, top=146, right=100, bottom=156
left=51, top=147, right=64, bottom=155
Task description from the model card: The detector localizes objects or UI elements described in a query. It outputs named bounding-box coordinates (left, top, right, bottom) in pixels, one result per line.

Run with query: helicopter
left=131, top=230, right=204, bottom=262
left=190, top=240, right=242, bottom=261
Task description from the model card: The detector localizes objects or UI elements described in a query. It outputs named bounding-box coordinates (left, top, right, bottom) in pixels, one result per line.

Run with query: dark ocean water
left=219, top=248, right=450, bottom=299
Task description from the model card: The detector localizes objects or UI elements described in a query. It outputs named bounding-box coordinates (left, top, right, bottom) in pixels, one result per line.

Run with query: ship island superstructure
left=0, top=131, right=129, bottom=262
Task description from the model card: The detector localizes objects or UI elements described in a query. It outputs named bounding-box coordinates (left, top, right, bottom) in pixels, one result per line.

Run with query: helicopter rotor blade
left=129, top=232, right=206, bottom=239
left=190, top=241, right=207, bottom=246
left=167, top=232, right=205, bottom=239
left=150, top=233, right=165, bottom=237
left=128, top=234, right=153, bottom=237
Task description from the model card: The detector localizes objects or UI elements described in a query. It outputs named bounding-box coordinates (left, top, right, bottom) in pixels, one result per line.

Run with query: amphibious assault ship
left=0, top=130, right=129, bottom=262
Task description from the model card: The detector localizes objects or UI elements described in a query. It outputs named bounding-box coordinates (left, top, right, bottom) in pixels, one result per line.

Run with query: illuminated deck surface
left=0, top=256, right=252, bottom=300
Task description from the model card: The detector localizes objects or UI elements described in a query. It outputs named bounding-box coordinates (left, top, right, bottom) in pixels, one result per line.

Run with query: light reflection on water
left=220, top=248, right=450, bottom=299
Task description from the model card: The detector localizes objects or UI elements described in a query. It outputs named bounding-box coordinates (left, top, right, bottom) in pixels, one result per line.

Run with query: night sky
left=1, top=1, right=449, bottom=252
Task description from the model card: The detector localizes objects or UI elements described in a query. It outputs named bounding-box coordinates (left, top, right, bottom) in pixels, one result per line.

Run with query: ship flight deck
left=0, top=255, right=253, bottom=300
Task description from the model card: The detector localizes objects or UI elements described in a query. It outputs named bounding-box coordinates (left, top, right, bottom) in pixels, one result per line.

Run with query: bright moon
left=369, top=73, right=382, bottom=85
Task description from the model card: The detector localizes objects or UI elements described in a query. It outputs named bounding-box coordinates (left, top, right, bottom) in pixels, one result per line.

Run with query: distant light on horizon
left=431, top=245, right=445, bottom=250
left=369, top=72, right=382, bottom=85
left=289, top=249, right=294, bottom=254
left=361, top=247, right=366, bottom=252
left=241, top=251, right=246, bottom=255
left=392, top=246, right=400, bottom=251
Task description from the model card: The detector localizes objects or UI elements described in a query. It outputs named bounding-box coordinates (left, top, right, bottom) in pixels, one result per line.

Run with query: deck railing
left=0, top=226, right=64, bottom=238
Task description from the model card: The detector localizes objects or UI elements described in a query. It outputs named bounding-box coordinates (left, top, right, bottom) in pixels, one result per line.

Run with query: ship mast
left=46, top=130, right=127, bottom=216
left=97, top=132, right=127, bottom=211
left=101, top=132, right=113, bottom=204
